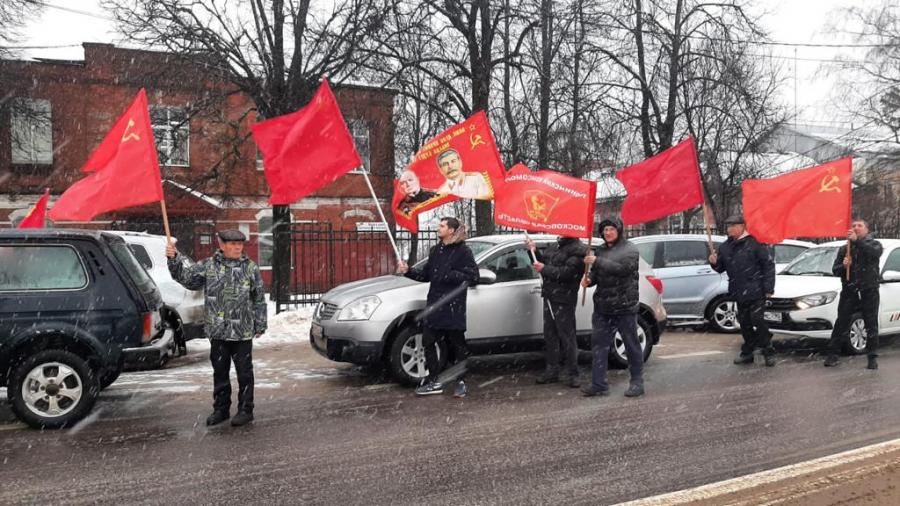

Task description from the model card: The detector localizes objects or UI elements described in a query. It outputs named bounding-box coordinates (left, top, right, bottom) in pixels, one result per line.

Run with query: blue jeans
left=591, top=312, right=643, bottom=390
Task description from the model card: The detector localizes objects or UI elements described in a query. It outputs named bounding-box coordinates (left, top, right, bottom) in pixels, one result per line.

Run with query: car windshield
left=781, top=246, right=839, bottom=276
left=412, top=240, right=495, bottom=268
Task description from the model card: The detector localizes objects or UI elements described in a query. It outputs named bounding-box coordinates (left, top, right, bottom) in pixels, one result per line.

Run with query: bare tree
left=102, top=0, right=393, bottom=303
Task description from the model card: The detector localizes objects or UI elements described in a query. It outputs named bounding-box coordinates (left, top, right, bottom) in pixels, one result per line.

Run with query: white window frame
left=10, top=98, right=54, bottom=165
left=255, top=209, right=298, bottom=271
left=150, top=106, right=190, bottom=167
left=347, top=118, right=370, bottom=174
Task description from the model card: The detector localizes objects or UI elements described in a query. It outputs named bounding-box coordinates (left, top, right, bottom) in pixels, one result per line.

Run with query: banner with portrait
left=392, top=111, right=506, bottom=232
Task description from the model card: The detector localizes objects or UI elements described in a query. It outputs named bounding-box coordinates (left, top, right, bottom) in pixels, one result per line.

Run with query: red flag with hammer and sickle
left=49, top=89, right=163, bottom=222
left=742, top=157, right=853, bottom=244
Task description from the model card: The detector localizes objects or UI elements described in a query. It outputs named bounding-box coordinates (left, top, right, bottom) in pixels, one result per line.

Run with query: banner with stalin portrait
left=392, top=111, right=506, bottom=232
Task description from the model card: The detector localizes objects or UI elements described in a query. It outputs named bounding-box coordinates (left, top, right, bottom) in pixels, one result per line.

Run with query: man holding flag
left=581, top=218, right=644, bottom=398
left=824, top=219, right=883, bottom=369
left=708, top=215, right=776, bottom=367
left=526, top=235, right=587, bottom=388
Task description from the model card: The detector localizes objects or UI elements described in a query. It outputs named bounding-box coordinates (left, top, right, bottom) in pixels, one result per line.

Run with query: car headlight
left=338, top=295, right=381, bottom=321
left=795, top=291, right=837, bottom=310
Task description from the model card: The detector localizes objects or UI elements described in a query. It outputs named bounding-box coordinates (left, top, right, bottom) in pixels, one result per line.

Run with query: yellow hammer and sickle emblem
left=819, top=175, right=841, bottom=193
left=121, top=119, right=141, bottom=143
left=470, top=133, right=485, bottom=149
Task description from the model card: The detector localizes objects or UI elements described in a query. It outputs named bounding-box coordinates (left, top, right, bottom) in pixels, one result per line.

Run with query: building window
left=150, top=106, right=190, bottom=167
left=347, top=119, right=370, bottom=173
left=10, top=98, right=53, bottom=165
left=256, top=147, right=265, bottom=171
left=257, top=215, right=274, bottom=269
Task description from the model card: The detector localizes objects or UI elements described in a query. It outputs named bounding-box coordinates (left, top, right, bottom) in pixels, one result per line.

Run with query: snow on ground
left=188, top=301, right=313, bottom=352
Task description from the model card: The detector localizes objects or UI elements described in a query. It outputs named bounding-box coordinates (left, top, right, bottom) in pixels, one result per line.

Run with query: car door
left=879, top=246, right=900, bottom=334
left=466, top=245, right=544, bottom=341
left=657, top=239, right=722, bottom=318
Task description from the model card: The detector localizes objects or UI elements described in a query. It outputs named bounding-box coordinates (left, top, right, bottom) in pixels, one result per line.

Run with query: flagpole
left=702, top=202, right=715, bottom=255
left=581, top=236, right=592, bottom=306
left=524, top=230, right=555, bottom=321
left=361, top=168, right=402, bottom=263
left=159, top=198, right=173, bottom=245
left=845, top=240, right=852, bottom=282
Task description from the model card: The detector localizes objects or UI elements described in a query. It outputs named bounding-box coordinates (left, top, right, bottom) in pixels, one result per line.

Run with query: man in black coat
left=824, top=219, right=884, bottom=369
left=581, top=218, right=645, bottom=398
left=708, top=214, right=776, bottom=367
left=397, top=217, right=479, bottom=397
left=526, top=235, right=588, bottom=387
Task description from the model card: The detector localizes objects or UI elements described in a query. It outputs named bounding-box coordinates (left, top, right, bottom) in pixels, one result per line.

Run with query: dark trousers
left=543, top=300, right=578, bottom=379
left=210, top=339, right=254, bottom=414
left=828, top=287, right=880, bottom=357
left=590, top=312, right=643, bottom=390
left=737, top=299, right=773, bottom=357
left=423, top=327, right=468, bottom=383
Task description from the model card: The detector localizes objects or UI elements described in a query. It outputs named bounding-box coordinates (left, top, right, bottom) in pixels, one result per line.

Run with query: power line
left=38, top=1, right=117, bottom=22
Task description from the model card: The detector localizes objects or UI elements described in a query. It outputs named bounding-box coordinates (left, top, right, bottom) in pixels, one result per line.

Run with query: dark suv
left=0, top=229, right=173, bottom=428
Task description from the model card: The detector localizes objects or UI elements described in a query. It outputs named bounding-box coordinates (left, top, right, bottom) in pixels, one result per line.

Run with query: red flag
left=616, top=137, right=704, bottom=225
left=252, top=80, right=362, bottom=205
left=392, top=111, right=505, bottom=231
left=49, top=89, right=163, bottom=222
left=743, top=158, right=852, bottom=244
left=494, top=164, right=596, bottom=238
left=17, top=189, right=50, bottom=229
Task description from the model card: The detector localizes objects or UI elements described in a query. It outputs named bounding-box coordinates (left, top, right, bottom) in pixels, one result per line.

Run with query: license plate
left=764, top=312, right=782, bottom=323
left=311, top=323, right=323, bottom=339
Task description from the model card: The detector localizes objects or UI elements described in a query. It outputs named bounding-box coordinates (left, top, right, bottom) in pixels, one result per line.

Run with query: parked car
left=310, top=234, right=667, bottom=384
left=767, top=239, right=900, bottom=353
left=0, top=229, right=173, bottom=428
left=630, top=234, right=814, bottom=333
left=107, top=231, right=205, bottom=354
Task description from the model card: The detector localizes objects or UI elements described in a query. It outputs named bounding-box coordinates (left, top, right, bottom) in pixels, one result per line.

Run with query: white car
left=107, top=231, right=205, bottom=354
left=768, top=239, right=900, bottom=353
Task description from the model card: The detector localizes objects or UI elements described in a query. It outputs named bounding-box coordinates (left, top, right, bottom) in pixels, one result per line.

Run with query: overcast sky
left=11, top=0, right=884, bottom=128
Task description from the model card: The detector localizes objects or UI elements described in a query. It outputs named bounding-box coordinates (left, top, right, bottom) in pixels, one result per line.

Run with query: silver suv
left=630, top=234, right=812, bottom=333
left=311, top=234, right=667, bottom=384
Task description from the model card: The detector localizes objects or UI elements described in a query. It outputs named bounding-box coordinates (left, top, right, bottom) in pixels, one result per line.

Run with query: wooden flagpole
left=702, top=202, right=715, bottom=255
left=362, top=168, right=402, bottom=263
left=845, top=240, right=852, bottom=282
left=581, top=236, right=593, bottom=306
left=160, top=197, right=173, bottom=245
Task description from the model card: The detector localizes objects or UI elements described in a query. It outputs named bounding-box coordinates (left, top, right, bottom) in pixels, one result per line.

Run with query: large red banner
left=392, top=111, right=505, bottom=232
left=494, top=163, right=597, bottom=238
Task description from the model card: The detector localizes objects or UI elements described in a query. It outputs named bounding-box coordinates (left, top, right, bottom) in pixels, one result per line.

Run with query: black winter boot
left=231, top=411, right=254, bottom=427
left=206, top=410, right=229, bottom=426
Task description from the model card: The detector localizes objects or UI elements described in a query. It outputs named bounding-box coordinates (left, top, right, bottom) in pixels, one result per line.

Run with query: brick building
left=0, top=43, right=397, bottom=286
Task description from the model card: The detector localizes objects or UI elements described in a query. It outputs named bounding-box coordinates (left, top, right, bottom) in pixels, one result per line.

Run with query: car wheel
left=388, top=326, right=447, bottom=385
left=609, top=315, right=653, bottom=367
left=707, top=297, right=741, bottom=333
left=163, top=310, right=187, bottom=357
left=9, top=350, right=100, bottom=429
left=843, top=314, right=867, bottom=355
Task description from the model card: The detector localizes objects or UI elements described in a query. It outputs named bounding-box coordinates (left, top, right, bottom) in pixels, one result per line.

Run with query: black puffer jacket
left=586, top=219, right=640, bottom=315
left=832, top=235, right=883, bottom=290
left=405, top=227, right=479, bottom=331
left=536, top=237, right=588, bottom=305
left=710, top=234, right=775, bottom=303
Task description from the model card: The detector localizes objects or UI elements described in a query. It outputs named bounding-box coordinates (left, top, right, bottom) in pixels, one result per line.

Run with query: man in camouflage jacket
left=166, top=229, right=266, bottom=427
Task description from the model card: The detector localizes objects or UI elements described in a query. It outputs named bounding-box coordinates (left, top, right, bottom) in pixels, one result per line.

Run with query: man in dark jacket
left=166, top=229, right=267, bottom=427
left=581, top=218, right=644, bottom=398
left=708, top=215, right=776, bottom=367
left=526, top=235, right=587, bottom=387
left=824, top=219, right=883, bottom=369
left=397, top=217, right=479, bottom=397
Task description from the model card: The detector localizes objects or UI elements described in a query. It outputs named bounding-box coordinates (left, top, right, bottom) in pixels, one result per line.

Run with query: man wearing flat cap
left=708, top=214, right=776, bottom=367
left=166, top=229, right=267, bottom=427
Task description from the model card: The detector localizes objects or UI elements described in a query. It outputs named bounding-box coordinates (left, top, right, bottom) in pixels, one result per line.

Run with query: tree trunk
left=537, top=0, right=553, bottom=170
left=271, top=204, right=292, bottom=313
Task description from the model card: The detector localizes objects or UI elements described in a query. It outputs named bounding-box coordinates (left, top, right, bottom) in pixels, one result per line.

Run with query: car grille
left=766, top=298, right=797, bottom=312
left=316, top=302, right=338, bottom=321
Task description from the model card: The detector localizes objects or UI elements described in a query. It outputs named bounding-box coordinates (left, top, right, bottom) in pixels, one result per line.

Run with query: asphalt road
left=2, top=330, right=900, bottom=505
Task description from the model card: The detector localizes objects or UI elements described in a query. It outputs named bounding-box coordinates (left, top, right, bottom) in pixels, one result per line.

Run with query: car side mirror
left=477, top=269, right=497, bottom=285
left=882, top=270, right=900, bottom=283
